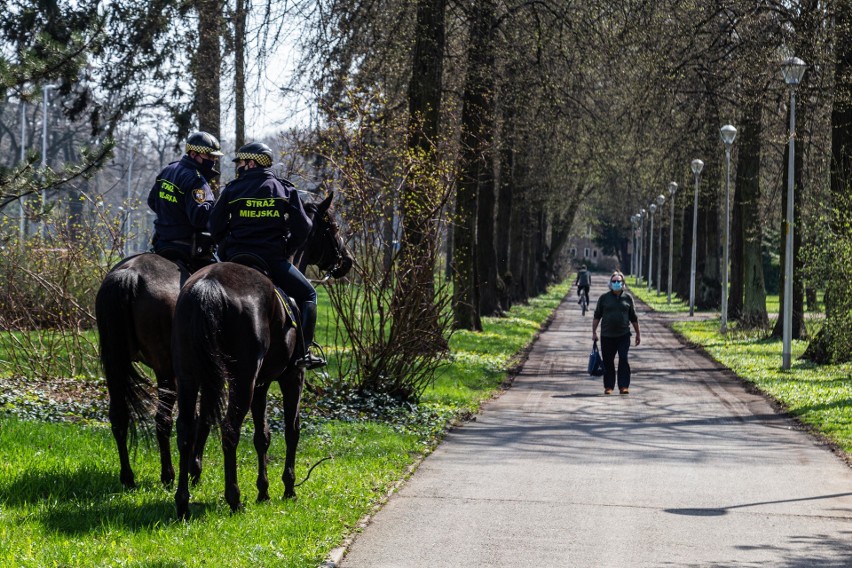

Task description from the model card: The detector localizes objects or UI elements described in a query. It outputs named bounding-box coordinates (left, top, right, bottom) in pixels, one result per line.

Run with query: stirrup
left=296, top=343, right=327, bottom=370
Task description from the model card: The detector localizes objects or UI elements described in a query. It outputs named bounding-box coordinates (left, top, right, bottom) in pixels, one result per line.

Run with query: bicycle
left=579, top=287, right=589, bottom=316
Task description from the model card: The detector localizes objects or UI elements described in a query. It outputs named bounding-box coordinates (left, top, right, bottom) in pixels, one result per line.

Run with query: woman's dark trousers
left=600, top=333, right=631, bottom=390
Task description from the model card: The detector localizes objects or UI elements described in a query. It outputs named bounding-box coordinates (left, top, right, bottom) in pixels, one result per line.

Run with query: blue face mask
left=611, top=281, right=623, bottom=291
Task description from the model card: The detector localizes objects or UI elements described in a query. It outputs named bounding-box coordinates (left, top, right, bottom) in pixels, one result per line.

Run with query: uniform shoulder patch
left=193, top=188, right=207, bottom=204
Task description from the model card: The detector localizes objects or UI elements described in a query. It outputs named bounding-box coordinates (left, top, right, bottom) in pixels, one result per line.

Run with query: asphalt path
left=330, top=280, right=852, bottom=567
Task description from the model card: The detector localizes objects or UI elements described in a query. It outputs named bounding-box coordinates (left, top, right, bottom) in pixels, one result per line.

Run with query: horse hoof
left=283, top=490, right=297, bottom=501
left=120, top=473, right=136, bottom=489
left=229, top=501, right=245, bottom=514
left=257, top=492, right=270, bottom=503
left=162, top=472, right=175, bottom=487
left=190, top=459, right=203, bottom=485
left=176, top=501, right=190, bottom=520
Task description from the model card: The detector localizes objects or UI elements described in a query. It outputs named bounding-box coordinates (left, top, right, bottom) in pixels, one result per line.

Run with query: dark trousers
left=600, top=333, right=631, bottom=390
left=269, top=259, right=319, bottom=347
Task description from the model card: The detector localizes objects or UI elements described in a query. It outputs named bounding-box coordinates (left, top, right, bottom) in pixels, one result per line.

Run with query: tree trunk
left=804, top=0, right=852, bottom=362
left=697, top=118, right=721, bottom=309
left=194, top=2, right=221, bottom=139
left=194, top=0, right=222, bottom=194
left=495, top=106, right=514, bottom=312
left=453, top=0, right=496, bottom=331
left=472, top=1, right=498, bottom=318
left=736, top=100, right=768, bottom=328
left=728, top=145, right=743, bottom=321
left=234, top=0, right=247, bottom=149
left=394, top=0, right=448, bottom=347
left=508, top=179, right=527, bottom=304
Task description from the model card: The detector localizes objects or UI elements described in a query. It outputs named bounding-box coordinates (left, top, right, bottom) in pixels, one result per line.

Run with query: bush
left=0, top=212, right=118, bottom=379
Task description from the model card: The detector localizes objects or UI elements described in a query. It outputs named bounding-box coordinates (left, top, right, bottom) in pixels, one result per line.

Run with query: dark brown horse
left=95, top=192, right=351, bottom=492
left=172, top=193, right=351, bottom=518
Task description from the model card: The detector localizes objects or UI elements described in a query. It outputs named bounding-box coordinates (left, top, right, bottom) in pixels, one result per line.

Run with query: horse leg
left=190, top=420, right=212, bottom=485
left=279, top=368, right=305, bottom=499
left=222, top=383, right=253, bottom=513
left=155, top=373, right=177, bottom=486
left=175, top=378, right=198, bottom=520
left=251, top=382, right=272, bottom=503
left=107, top=389, right=135, bottom=489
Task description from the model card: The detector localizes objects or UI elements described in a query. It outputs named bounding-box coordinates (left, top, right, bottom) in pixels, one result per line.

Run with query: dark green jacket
left=593, top=291, right=638, bottom=337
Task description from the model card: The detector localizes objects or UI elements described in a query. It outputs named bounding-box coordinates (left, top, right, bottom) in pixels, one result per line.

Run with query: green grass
left=629, top=284, right=852, bottom=456
left=0, top=418, right=418, bottom=568
left=625, top=278, right=693, bottom=313
left=0, top=282, right=570, bottom=567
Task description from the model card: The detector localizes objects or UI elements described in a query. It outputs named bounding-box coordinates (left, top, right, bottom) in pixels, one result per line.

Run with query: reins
left=294, top=455, right=333, bottom=487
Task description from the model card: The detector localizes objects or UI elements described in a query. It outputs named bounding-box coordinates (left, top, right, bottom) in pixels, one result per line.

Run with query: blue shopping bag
left=587, top=340, right=605, bottom=376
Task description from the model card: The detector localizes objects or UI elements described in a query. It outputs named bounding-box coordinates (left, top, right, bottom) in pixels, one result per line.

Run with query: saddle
left=228, top=253, right=305, bottom=359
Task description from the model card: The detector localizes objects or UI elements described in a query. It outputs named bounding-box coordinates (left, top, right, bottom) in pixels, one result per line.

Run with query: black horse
left=95, top=192, right=351, bottom=492
left=172, top=193, right=351, bottom=519
left=95, top=252, right=188, bottom=488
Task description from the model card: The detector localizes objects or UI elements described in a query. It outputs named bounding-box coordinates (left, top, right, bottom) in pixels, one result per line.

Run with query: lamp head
left=781, top=56, right=807, bottom=87
left=668, top=181, right=678, bottom=196
left=656, top=194, right=665, bottom=206
left=649, top=203, right=657, bottom=214
left=720, top=124, right=737, bottom=146
left=691, top=159, right=704, bottom=176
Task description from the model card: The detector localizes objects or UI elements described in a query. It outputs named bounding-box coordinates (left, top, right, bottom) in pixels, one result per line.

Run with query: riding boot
left=296, top=301, right=326, bottom=370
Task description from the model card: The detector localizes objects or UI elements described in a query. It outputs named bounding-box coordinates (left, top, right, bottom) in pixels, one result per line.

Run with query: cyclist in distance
left=575, top=264, right=591, bottom=306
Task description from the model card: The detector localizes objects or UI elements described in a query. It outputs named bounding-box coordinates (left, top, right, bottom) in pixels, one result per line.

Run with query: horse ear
left=319, top=192, right=334, bottom=211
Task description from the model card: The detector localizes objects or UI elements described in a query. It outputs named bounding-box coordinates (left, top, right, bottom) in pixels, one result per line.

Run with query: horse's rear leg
left=280, top=368, right=305, bottom=499
left=222, top=386, right=253, bottom=513
left=155, top=375, right=177, bottom=486
left=190, top=420, right=212, bottom=485
left=108, top=394, right=135, bottom=488
left=175, top=379, right=198, bottom=520
left=251, top=383, right=272, bottom=503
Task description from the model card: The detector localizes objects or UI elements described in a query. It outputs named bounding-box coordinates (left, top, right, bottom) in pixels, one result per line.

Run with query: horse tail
left=182, top=277, right=231, bottom=429
left=95, top=269, right=153, bottom=429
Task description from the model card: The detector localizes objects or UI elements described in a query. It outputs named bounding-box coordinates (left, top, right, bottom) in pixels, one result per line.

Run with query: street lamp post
left=781, top=56, right=807, bottom=370
left=630, top=215, right=638, bottom=278
left=639, top=209, right=646, bottom=285
left=648, top=203, right=657, bottom=291
left=689, top=159, right=704, bottom=316
left=655, top=194, right=665, bottom=294
left=667, top=182, right=678, bottom=304
left=40, top=83, right=58, bottom=239
left=720, top=124, right=738, bottom=333
left=632, top=214, right=639, bottom=284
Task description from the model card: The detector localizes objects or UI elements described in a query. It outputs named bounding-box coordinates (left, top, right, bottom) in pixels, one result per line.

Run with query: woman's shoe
left=604, top=388, right=613, bottom=395
left=619, top=388, right=629, bottom=394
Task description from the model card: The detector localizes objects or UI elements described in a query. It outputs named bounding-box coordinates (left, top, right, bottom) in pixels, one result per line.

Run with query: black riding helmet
left=185, top=131, right=224, bottom=157
left=232, top=142, right=274, bottom=167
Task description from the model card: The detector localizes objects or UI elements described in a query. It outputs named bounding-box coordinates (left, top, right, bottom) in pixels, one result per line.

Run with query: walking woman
left=591, top=271, right=641, bottom=394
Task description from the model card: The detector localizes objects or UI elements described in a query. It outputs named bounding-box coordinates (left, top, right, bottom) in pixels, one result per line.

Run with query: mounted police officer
left=208, top=142, right=326, bottom=370
left=147, top=131, right=221, bottom=271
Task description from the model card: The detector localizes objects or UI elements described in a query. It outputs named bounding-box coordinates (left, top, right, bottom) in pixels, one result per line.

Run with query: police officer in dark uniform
left=147, top=131, right=221, bottom=270
left=208, top=141, right=325, bottom=370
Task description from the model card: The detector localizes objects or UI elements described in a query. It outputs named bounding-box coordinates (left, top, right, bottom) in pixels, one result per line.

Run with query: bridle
left=304, top=211, right=350, bottom=284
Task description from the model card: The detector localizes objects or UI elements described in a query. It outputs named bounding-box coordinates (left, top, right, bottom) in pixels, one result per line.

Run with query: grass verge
left=0, top=282, right=570, bottom=567
left=629, top=285, right=852, bottom=459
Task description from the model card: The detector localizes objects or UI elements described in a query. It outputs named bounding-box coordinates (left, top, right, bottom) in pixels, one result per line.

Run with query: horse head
left=299, top=192, right=353, bottom=279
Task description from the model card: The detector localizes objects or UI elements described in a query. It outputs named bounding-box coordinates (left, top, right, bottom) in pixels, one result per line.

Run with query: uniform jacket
left=147, top=155, right=215, bottom=242
left=208, top=167, right=312, bottom=261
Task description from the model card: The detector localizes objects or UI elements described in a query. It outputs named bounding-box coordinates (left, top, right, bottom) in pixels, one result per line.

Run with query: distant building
left=567, top=224, right=620, bottom=272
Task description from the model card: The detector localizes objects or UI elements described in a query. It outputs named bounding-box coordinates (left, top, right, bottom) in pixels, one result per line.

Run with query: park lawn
left=629, top=285, right=852, bottom=457
left=0, top=283, right=570, bottom=567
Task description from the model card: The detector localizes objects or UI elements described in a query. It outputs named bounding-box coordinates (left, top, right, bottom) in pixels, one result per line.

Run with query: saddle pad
left=273, top=288, right=299, bottom=327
